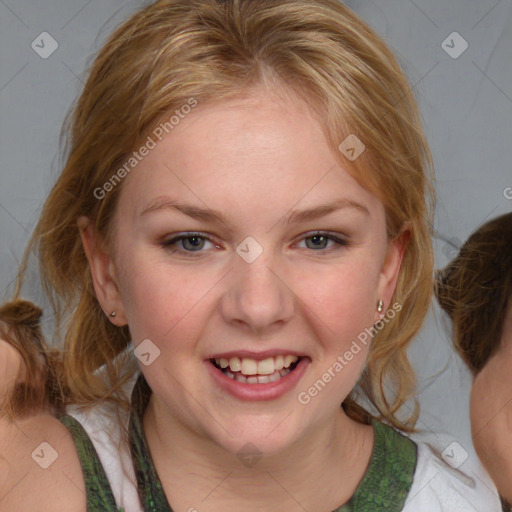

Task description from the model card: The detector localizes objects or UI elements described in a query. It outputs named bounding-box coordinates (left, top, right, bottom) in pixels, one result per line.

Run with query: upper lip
left=207, top=349, right=308, bottom=361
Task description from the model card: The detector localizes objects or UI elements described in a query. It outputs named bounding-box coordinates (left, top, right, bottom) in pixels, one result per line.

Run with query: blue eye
left=162, top=233, right=216, bottom=255
left=298, top=232, right=348, bottom=251
left=161, top=231, right=348, bottom=257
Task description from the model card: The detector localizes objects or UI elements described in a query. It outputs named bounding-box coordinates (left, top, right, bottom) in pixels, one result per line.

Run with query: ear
left=374, top=224, right=410, bottom=321
left=77, top=216, right=127, bottom=326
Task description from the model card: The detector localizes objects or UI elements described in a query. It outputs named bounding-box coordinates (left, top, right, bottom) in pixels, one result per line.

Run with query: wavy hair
left=10, top=0, right=434, bottom=431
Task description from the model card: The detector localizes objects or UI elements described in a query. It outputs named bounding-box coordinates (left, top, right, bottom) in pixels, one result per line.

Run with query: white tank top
left=66, top=377, right=502, bottom=512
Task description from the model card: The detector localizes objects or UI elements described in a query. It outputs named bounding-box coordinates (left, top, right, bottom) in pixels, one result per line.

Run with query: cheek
left=294, top=258, right=381, bottom=335
left=470, top=363, right=512, bottom=476
left=116, top=239, right=382, bottom=352
left=114, top=251, right=211, bottom=344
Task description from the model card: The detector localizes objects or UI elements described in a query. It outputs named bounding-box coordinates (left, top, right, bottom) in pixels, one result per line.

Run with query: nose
left=220, top=250, right=295, bottom=335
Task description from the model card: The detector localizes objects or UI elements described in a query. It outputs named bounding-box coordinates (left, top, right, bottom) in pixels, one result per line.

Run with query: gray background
left=1, top=0, right=511, bottom=482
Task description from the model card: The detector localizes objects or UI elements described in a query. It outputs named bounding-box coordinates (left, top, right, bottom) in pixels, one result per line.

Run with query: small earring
left=109, top=311, right=117, bottom=317
left=377, top=300, right=384, bottom=313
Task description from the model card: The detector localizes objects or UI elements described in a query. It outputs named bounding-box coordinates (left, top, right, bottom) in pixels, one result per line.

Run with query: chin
left=204, top=413, right=304, bottom=462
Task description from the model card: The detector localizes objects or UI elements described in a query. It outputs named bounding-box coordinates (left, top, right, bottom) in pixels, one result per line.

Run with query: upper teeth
left=215, top=355, right=299, bottom=376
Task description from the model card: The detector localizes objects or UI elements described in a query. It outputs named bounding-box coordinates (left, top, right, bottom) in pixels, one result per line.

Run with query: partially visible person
left=0, top=301, right=85, bottom=511
left=0, top=300, right=50, bottom=417
left=435, top=212, right=512, bottom=511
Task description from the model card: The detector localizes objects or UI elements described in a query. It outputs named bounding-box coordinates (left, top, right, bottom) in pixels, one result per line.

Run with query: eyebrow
left=140, top=197, right=369, bottom=224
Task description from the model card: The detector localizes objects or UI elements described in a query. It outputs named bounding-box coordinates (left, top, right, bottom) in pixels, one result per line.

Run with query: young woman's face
left=106, top=88, right=403, bottom=455
left=470, top=296, right=512, bottom=501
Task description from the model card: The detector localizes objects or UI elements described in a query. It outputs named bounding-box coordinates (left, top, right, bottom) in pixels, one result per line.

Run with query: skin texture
left=0, top=337, right=86, bottom=511
left=470, top=298, right=512, bottom=503
left=81, top=86, right=408, bottom=511
left=0, top=412, right=86, bottom=512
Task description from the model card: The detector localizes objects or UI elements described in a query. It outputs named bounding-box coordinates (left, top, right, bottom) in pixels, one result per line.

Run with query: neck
left=143, top=397, right=374, bottom=512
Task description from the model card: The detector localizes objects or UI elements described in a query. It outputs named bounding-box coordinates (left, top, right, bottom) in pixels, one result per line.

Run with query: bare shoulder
left=0, top=412, right=86, bottom=512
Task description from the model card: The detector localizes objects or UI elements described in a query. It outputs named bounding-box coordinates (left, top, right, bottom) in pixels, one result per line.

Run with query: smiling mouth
left=210, top=355, right=303, bottom=384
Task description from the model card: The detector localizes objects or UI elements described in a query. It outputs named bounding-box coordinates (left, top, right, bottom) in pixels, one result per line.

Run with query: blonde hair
left=11, top=0, right=434, bottom=431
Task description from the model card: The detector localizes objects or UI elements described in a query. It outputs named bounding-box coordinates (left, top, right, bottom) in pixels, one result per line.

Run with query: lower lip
left=206, top=358, right=310, bottom=402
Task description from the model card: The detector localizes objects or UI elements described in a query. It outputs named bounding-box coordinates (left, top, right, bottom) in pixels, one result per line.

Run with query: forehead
left=117, top=88, right=380, bottom=222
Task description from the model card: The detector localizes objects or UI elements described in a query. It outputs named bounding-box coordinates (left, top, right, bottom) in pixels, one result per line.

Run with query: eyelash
left=161, top=231, right=349, bottom=257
